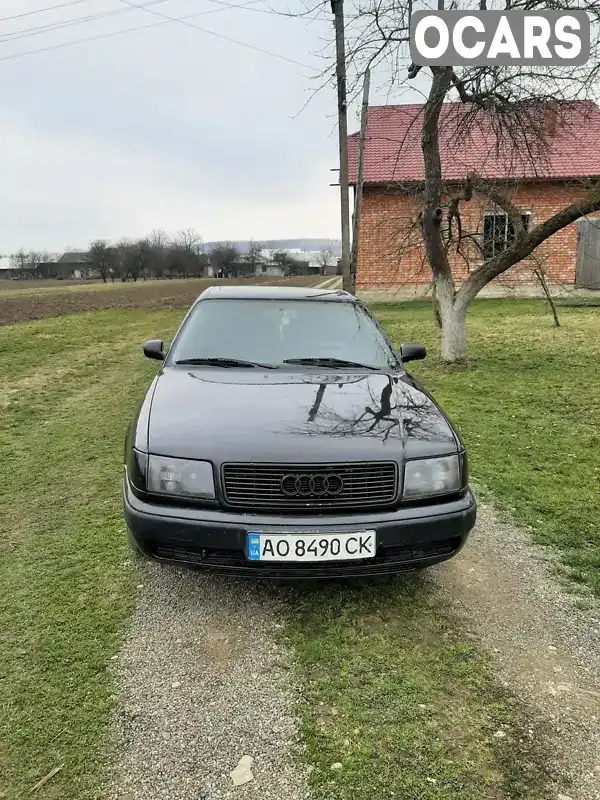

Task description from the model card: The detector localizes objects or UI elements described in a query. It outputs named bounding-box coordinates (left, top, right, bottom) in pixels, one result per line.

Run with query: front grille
left=221, top=461, right=398, bottom=511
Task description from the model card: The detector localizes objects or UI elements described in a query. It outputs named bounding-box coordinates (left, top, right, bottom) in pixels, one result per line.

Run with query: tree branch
left=445, top=179, right=474, bottom=245
left=421, top=68, right=454, bottom=291
left=468, top=173, right=526, bottom=239
left=457, top=181, right=600, bottom=304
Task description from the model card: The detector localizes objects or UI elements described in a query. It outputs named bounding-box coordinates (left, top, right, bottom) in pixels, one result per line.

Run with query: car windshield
left=168, top=298, right=396, bottom=369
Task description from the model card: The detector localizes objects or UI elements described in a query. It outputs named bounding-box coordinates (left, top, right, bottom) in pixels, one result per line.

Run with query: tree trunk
left=439, top=299, right=468, bottom=363
left=420, top=68, right=460, bottom=358
left=433, top=271, right=468, bottom=363
left=431, top=281, right=442, bottom=328
left=533, top=267, right=560, bottom=327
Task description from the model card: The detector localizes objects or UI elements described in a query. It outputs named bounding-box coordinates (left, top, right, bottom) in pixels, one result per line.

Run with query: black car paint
left=143, top=370, right=459, bottom=464
left=123, top=286, right=476, bottom=576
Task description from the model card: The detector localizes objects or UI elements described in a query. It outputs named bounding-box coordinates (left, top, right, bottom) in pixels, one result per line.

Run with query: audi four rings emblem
left=280, top=473, right=344, bottom=497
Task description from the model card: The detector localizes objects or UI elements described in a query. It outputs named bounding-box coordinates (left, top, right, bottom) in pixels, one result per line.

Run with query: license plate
left=246, top=531, right=376, bottom=562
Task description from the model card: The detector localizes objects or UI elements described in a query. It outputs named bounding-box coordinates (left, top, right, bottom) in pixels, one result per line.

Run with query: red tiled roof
left=348, top=101, right=600, bottom=185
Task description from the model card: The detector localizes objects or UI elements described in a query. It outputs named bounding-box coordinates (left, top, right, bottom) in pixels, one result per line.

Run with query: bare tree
left=175, top=228, right=200, bottom=249
left=89, top=240, right=113, bottom=283
left=173, top=229, right=206, bottom=278
left=339, top=0, right=600, bottom=362
left=9, top=250, right=54, bottom=278
left=166, top=244, right=190, bottom=279
left=316, top=243, right=336, bottom=274
left=164, top=245, right=181, bottom=279
left=9, top=250, right=31, bottom=278
left=10, top=229, right=213, bottom=284
left=132, top=239, right=152, bottom=282
left=147, top=230, right=169, bottom=279
left=111, top=239, right=133, bottom=282
left=28, top=251, right=55, bottom=278
left=272, top=249, right=302, bottom=276
left=210, top=243, right=239, bottom=278
left=111, top=238, right=157, bottom=282
left=244, top=240, right=264, bottom=276
left=103, top=246, right=121, bottom=283
left=149, top=229, right=169, bottom=249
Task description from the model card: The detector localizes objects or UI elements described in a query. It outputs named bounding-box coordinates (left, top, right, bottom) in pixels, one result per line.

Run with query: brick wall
left=356, top=181, right=587, bottom=288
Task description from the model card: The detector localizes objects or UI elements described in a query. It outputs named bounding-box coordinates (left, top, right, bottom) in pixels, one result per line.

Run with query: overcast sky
left=0, top=0, right=423, bottom=253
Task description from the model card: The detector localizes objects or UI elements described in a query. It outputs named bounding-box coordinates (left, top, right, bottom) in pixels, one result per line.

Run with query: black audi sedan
left=123, top=285, right=476, bottom=578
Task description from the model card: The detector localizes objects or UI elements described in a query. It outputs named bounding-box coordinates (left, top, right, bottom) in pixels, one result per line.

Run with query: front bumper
left=123, top=477, right=476, bottom=578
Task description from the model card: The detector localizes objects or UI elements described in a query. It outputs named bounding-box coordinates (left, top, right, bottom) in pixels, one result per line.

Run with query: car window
left=168, top=298, right=396, bottom=369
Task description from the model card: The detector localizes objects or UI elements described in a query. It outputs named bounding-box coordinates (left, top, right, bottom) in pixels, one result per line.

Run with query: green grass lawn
left=283, top=577, right=550, bottom=800
left=1, top=298, right=597, bottom=798
left=0, top=311, right=166, bottom=798
left=375, top=299, right=600, bottom=596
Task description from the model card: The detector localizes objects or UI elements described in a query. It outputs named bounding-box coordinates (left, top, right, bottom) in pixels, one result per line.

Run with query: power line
left=0, top=0, right=309, bottom=45
left=0, top=0, right=290, bottom=24
left=117, top=0, right=314, bottom=69
left=203, top=0, right=325, bottom=22
left=0, top=0, right=93, bottom=24
left=0, top=0, right=171, bottom=43
left=201, top=0, right=285, bottom=16
left=0, top=9, right=236, bottom=62
left=0, top=1, right=316, bottom=69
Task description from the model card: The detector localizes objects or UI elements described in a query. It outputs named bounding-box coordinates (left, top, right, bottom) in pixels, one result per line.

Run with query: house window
left=483, top=211, right=531, bottom=260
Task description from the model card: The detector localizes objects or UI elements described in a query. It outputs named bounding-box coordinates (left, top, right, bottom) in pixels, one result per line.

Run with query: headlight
left=126, top=448, right=148, bottom=491
left=403, top=455, right=461, bottom=499
left=147, top=455, right=215, bottom=499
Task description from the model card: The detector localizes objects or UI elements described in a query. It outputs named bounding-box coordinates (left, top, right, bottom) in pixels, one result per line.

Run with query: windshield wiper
left=283, top=357, right=380, bottom=371
left=175, top=357, right=278, bottom=369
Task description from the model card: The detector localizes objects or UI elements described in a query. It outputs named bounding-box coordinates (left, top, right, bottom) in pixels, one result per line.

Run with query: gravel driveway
left=433, top=504, right=600, bottom=800
left=107, top=566, right=309, bottom=800
left=109, top=505, right=600, bottom=800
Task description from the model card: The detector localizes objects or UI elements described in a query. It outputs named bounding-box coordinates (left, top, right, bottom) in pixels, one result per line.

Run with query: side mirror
left=398, top=343, right=427, bottom=363
left=143, top=339, right=164, bottom=361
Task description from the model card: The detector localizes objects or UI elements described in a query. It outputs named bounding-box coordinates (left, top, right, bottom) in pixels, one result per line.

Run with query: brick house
left=348, top=101, right=600, bottom=289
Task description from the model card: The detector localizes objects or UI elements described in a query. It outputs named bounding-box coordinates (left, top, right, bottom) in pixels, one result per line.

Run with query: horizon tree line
left=6, top=231, right=338, bottom=282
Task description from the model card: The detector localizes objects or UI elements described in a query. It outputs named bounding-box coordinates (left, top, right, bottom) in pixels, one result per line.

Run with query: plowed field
left=0, top=276, right=319, bottom=326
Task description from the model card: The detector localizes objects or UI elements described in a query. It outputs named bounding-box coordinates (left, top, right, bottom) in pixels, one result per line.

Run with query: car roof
left=197, top=285, right=356, bottom=302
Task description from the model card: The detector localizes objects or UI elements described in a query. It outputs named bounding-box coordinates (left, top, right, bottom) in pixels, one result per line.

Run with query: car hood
left=146, top=368, right=458, bottom=464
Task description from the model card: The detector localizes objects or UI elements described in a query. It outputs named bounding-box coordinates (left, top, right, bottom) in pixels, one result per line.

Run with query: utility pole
left=331, top=0, right=351, bottom=294
left=350, top=67, right=370, bottom=295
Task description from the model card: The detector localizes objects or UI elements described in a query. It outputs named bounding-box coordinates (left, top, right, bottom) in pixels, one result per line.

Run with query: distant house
left=0, top=251, right=92, bottom=280
left=255, top=259, right=312, bottom=277
left=348, top=101, right=600, bottom=289
left=315, top=255, right=340, bottom=276
left=256, top=263, right=285, bottom=277
left=49, top=251, right=91, bottom=279
left=259, top=248, right=333, bottom=276
left=0, top=256, right=16, bottom=279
